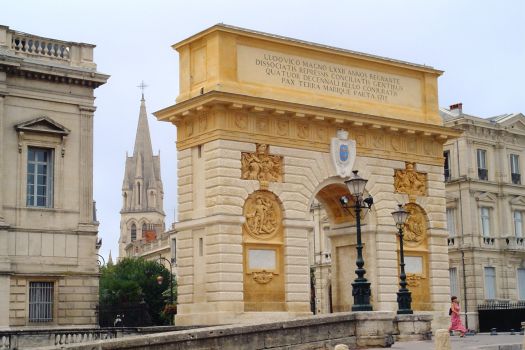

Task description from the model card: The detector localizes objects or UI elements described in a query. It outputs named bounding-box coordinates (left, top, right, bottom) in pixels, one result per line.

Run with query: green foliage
left=99, top=257, right=174, bottom=325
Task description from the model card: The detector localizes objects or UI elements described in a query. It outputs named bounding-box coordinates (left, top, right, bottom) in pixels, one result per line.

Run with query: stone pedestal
left=354, top=312, right=395, bottom=348
left=435, top=329, right=451, bottom=350
left=395, top=314, right=433, bottom=341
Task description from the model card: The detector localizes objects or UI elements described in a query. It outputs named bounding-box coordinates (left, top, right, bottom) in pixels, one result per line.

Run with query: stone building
left=155, top=24, right=459, bottom=328
left=119, top=94, right=165, bottom=260
left=442, top=103, right=525, bottom=330
left=0, top=25, right=108, bottom=328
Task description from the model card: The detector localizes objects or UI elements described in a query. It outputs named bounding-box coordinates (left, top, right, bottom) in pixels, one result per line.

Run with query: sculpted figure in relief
left=394, top=162, right=427, bottom=197
left=403, top=203, right=427, bottom=247
left=244, top=192, right=281, bottom=239
left=241, top=144, right=283, bottom=183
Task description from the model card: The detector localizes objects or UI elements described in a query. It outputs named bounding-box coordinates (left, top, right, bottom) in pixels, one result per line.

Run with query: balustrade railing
left=11, top=33, right=70, bottom=61
left=0, top=328, right=118, bottom=350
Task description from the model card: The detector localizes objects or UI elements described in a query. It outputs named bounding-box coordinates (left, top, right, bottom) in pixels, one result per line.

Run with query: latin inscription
left=237, top=45, right=422, bottom=108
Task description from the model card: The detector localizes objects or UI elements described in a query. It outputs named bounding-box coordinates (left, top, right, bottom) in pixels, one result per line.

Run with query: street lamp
left=340, top=170, right=374, bottom=311
left=391, top=204, right=413, bottom=314
left=156, top=255, right=174, bottom=324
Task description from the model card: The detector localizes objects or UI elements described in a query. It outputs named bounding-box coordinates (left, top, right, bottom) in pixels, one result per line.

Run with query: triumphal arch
left=155, top=24, right=459, bottom=327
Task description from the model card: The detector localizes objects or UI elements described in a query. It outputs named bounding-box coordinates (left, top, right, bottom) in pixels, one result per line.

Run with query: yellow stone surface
left=172, top=25, right=442, bottom=126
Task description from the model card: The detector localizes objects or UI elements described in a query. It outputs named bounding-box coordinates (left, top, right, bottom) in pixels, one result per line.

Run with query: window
left=480, top=207, right=491, bottom=237
left=444, top=150, right=451, bottom=181
left=446, top=208, right=456, bottom=237
left=449, top=267, right=459, bottom=296
left=29, top=282, right=54, bottom=322
left=477, top=149, right=488, bottom=180
left=171, top=238, right=177, bottom=264
left=518, top=268, right=525, bottom=300
left=130, top=224, right=137, bottom=241
left=514, top=211, right=523, bottom=238
left=510, top=154, right=521, bottom=184
left=26, top=147, right=53, bottom=207
left=484, top=267, right=496, bottom=299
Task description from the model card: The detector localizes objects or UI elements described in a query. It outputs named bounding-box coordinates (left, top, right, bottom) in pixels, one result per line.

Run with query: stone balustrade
left=0, top=25, right=96, bottom=69
left=0, top=328, right=117, bottom=350
left=11, top=33, right=71, bottom=60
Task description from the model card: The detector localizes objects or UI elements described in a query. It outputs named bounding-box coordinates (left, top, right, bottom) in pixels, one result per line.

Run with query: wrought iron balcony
left=511, top=173, right=521, bottom=185
left=478, top=168, right=488, bottom=181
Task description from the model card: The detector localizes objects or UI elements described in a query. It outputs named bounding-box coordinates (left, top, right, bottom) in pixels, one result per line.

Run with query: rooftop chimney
left=449, top=103, right=463, bottom=116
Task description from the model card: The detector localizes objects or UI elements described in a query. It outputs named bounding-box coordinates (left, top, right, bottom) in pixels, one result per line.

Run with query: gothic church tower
left=119, top=93, right=165, bottom=258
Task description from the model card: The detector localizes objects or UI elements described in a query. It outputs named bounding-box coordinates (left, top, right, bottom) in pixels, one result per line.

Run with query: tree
left=99, top=257, right=172, bottom=325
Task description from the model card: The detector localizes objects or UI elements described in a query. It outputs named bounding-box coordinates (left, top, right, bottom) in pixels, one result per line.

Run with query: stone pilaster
left=78, top=106, right=96, bottom=225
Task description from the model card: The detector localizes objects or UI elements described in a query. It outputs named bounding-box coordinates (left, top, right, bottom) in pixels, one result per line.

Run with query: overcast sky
left=2, top=0, right=524, bottom=262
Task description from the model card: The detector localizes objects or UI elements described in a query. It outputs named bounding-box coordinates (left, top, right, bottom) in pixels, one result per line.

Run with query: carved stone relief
left=256, top=117, right=269, bottom=132
left=241, top=144, right=283, bottom=183
left=394, top=162, right=427, bottom=198
left=297, top=122, right=309, bottom=139
left=234, top=113, right=248, bottom=129
left=406, top=273, right=424, bottom=288
left=198, top=115, right=207, bottom=132
left=403, top=203, right=427, bottom=247
left=276, top=120, right=289, bottom=136
left=243, top=191, right=282, bottom=240
left=252, top=270, right=274, bottom=284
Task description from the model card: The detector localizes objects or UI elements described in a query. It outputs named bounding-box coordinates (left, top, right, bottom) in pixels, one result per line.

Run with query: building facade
left=0, top=25, right=108, bottom=328
left=119, top=94, right=165, bottom=260
left=443, top=104, right=525, bottom=330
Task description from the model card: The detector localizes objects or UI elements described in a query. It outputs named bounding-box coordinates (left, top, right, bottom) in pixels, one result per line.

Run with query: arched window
left=130, top=223, right=137, bottom=241
left=137, top=182, right=141, bottom=205
left=142, top=223, right=147, bottom=233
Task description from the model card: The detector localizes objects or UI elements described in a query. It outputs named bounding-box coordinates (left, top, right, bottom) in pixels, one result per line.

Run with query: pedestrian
left=448, top=296, right=467, bottom=337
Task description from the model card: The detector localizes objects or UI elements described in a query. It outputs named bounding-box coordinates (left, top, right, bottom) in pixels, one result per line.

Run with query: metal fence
left=478, top=301, right=525, bottom=332
left=98, top=303, right=153, bottom=328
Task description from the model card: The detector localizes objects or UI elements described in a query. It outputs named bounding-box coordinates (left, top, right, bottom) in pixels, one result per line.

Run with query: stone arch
left=303, top=172, right=380, bottom=313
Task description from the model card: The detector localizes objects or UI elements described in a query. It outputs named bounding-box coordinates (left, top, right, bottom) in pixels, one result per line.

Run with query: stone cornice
left=0, top=57, right=109, bottom=88
left=155, top=91, right=460, bottom=139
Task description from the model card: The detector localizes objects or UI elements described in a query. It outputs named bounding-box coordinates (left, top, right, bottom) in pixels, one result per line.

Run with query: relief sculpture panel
left=403, top=203, right=427, bottom=248
left=241, top=144, right=283, bottom=183
left=394, top=162, right=427, bottom=198
left=243, top=191, right=282, bottom=240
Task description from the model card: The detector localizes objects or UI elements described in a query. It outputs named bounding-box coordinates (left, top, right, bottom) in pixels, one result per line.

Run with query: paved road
left=367, top=333, right=524, bottom=350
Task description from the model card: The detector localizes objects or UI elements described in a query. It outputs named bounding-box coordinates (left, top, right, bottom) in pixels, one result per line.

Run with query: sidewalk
left=367, top=333, right=524, bottom=350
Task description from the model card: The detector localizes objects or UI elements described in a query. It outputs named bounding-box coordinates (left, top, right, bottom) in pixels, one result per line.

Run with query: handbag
left=449, top=308, right=452, bottom=315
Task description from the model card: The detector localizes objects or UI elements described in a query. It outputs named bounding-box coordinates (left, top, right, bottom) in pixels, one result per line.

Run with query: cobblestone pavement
left=366, top=333, right=524, bottom=350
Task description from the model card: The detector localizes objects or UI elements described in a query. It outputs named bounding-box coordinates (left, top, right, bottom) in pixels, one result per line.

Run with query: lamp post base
left=351, top=280, right=373, bottom=311
left=396, top=289, right=413, bottom=314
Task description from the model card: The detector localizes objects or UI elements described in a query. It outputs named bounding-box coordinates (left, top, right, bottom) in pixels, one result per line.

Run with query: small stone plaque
left=248, top=249, right=276, bottom=270
left=404, top=256, right=423, bottom=274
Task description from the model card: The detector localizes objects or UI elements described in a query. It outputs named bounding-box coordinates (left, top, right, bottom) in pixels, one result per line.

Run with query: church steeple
left=119, top=88, right=165, bottom=259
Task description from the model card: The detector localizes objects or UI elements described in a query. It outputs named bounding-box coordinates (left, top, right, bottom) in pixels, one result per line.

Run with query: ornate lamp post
left=340, top=170, right=374, bottom=311
left=156, top=255, right=174, bottom=324
left=391, top=204, right=413, bottom=314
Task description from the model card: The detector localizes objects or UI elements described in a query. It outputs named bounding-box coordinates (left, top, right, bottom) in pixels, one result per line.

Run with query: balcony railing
left=478, top=168, right=488, bottom=181
left=511, top=173, right=521, bottom=185
left=444, top=169, right=451, bottom=182
left=0, top=26, right=96, bottom=69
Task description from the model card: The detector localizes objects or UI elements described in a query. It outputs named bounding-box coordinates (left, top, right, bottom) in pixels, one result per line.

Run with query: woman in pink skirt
left=449, top=296, right=467, bottom=337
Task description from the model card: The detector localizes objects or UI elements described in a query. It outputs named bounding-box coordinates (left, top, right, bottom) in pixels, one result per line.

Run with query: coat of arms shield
left=331, top=129, right=356, bottom=178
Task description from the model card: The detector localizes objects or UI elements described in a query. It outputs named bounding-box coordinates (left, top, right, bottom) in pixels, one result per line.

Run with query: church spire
left=119, top=86, right=165, bottom=259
